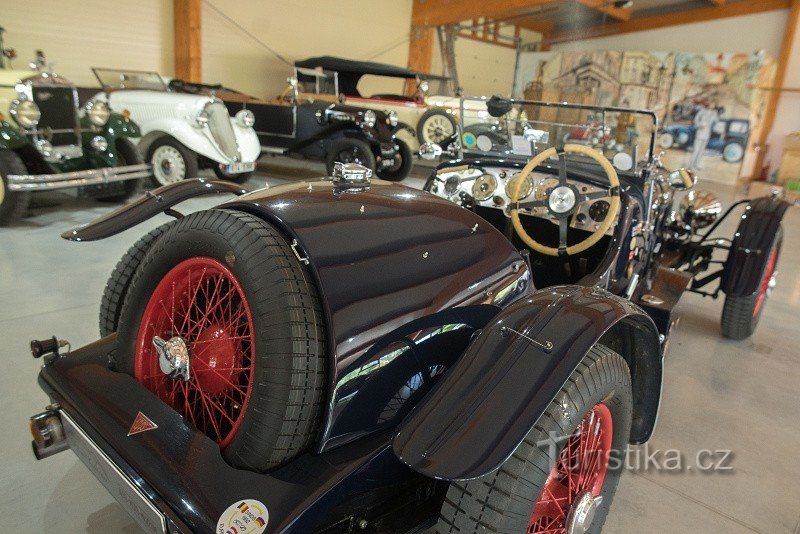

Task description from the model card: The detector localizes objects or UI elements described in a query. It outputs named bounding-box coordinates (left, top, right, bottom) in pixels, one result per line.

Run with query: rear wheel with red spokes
left=435, top=344, right=632, bottom=534
left=115, top=209, right=328, bottom=472
left=721, top=227, right=782, bottom=340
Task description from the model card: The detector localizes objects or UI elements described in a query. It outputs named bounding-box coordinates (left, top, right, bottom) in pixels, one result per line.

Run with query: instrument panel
left=430, top=166, right=616, bottom=235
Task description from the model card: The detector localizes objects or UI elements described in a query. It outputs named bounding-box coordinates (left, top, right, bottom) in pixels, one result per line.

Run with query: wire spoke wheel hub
left=528, top=403, right=613, bottom=534
left=134, top=256, right=255, bottom=447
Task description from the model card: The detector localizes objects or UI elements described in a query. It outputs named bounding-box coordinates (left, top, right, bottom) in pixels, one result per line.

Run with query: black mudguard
left=722, top=195, right=789, bottom=297
left=391, top=122, right=416, bottom=139
left=60, top=179, right=249, bottom=242
left=391, top=285, right=662, bottom=481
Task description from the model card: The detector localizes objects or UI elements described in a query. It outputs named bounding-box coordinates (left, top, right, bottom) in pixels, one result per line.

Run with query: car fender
left=722, top=195, right=789, bottom=297
left=135, top=118, right=259, bottom=164
left=391, top=121, right=415, bottom=139
left=60, top=178, right=249, bottom=241
left=0, top=120, right=29, bottom=150
left=391, top=284, right=662, bottom=481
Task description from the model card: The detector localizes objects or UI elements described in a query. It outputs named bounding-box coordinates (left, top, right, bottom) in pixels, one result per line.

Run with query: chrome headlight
left=387, top=111, right=398, bottom=127
left=363, top=109, right=376, bottom=128
left=86, top=100, right=110, bottom=127
left=236, top=109, right=255, bottom=128
left=9, top=99, right=41, bottom=129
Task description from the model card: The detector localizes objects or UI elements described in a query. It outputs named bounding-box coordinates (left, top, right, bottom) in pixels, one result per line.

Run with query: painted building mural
left=514, top=50, right=774, bottom=184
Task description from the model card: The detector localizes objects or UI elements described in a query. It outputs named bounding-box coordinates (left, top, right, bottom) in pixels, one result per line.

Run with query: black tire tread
left=99, top=221, right=174, bottom=337
left=324, top=138, right=377, bottom=176
left=116, top=209, right=326, bottom=471
left=435, top=344, right=632, bottom=534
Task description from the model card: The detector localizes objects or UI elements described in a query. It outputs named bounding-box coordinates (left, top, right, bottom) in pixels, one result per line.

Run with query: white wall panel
left=2, top=0, right=173, bottom=87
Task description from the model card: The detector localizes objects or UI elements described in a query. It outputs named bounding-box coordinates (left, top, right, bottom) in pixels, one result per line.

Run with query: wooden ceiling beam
left=174, top=0, right=202, bottom=82
left=709, top=0, right=727, bottom=5
left=547, top=0, right=791, bottom=45
left=411, top=0, right=555, bottom=27
left=577, top=0, right=632, bottom=21
left=515, top=18, right=555, bottom=35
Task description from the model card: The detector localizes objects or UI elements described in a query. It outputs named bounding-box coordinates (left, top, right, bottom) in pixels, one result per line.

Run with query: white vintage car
left=91, top=69, right=260, bottom=185
left=293, top=57, right=491, bottom=150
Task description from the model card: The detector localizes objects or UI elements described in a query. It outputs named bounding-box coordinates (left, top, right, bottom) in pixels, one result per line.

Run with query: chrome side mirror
left=679, top=190, right=721, bottom=229
left=668, top=168, right=697, bottom=190
left=419, top=142, right=443, bottom=161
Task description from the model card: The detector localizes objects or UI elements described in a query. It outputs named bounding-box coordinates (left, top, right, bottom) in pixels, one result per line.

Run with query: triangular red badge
left=127, top=411, right=158, bottom=436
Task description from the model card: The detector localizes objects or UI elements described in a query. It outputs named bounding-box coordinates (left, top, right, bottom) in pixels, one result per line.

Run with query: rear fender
left=60, top=178, right=249, bottom=241
left=391, top=285, right=662, bottom=481
left=722, top=195, right=789, bottom=297
left=391, top=122, right=415, bottom=139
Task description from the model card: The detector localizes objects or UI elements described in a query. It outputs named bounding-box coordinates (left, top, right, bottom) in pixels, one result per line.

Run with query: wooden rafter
left=174, top=0, right=202, bottom=82
left=411, top=0, right=553, bottom=27
left=546, top=0, right=791, bottom=45
left=577, top=0, right=632, bottom=21
left=404, top=24, right=434, bottom=95
left=708, top=0, right=727, bottom=5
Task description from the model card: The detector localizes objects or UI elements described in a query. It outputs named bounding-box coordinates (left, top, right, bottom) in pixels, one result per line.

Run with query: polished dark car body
left=33, top=171, right=665, bottom=532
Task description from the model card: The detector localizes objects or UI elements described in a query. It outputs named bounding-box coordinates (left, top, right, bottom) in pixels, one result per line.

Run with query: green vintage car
left=0, top=36, right=149, bottom=225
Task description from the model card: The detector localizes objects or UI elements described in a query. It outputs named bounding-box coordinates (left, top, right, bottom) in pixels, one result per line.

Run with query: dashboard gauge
left=444, top=175, right=460, bottom=196
left=534, top=177, right=560, bottom=201
left=589, top=200, right=611, bottom=222
left=472, top=174, right=497, bottom=201
left=504, top=172, right=534, bottom=201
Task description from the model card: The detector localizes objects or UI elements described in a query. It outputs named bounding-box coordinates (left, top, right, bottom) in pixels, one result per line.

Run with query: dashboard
left=428, top=166, right=617, bottom=235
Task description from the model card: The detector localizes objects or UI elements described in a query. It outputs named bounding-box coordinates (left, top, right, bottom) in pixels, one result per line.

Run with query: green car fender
left=79, top=113, right=142, bottom=167
left=0, top=119, right=30, bottom=151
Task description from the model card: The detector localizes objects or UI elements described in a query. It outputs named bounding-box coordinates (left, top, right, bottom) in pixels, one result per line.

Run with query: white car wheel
left=659, top=132, right=674, bottom=149
left=151, top=145, right=188, bottom=186
left=418, top=110, right=456, bottom=144
left=723, top=142, right=745, bottom=163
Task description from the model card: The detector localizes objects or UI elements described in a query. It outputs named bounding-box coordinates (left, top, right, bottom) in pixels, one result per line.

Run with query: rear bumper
left=7, top=163, right=151, bottom=192
left=33, top=337, right=403, bottom=533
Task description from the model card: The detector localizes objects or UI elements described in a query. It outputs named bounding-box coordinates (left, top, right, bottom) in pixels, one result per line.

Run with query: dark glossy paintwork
left=722, top=195, right=789, bottom=297
left=61, top=179, right=249, bottom=241
left=223, top=99, right=398, bottom=161
left=37, top=337, right=437, bottom=533
left=222, top=180, right=530, bottom=451
left=392, top=285, right=662, bottom=481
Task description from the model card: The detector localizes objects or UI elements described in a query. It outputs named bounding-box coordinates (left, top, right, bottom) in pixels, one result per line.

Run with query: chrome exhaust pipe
left=30, top=409, right=69, bottom=460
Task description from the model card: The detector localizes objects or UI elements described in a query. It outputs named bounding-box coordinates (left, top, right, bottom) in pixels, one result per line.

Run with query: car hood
left=105, top=89, right=212, bottom=112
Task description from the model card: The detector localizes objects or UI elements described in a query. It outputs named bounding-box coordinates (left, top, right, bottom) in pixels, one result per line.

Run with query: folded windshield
left=92, top=68, right=167, bottom=91
left=458, top=97, right=657, bottom=173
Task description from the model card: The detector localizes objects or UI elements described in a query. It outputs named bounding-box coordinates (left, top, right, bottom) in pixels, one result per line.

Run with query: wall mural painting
left=514, top=50, right=774, bottom=185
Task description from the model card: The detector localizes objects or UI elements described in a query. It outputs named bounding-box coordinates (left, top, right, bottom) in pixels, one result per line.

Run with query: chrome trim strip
left=7, top=163, right=151, bottom=192
left=60, top=410, right=167, bottom=534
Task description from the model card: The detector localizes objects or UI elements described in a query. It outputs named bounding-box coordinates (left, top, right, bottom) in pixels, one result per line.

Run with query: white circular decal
left=612, top=152, right=634, bottom=171
left=216, top=499, right=269, bottom=534
left=476, top=134, right=493, bottom=152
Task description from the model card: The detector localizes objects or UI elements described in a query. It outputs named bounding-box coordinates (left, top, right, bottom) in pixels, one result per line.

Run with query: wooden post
left=174, top=0, right=202, bottom=82
left=404, top=23, right=434, bottom=96
left=754, top=0, right=800, bottom=157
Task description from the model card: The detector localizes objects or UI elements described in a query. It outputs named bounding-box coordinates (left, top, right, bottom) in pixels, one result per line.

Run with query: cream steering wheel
left=510, top=143, right=621, bottom=257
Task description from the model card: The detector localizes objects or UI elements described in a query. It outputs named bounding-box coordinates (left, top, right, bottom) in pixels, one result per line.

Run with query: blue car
left=658, top=118, right=750, bottom=162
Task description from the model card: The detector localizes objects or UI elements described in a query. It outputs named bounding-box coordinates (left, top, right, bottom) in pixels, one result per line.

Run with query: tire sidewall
left=417, top=109, right=456, bottom=144
left=148, top=137, right=198, bottom=186
left=0, top=149, right=32, bottom=225
left=376, top=139, right=412, bottom=181
left=325, top=138, right=377, bottom=176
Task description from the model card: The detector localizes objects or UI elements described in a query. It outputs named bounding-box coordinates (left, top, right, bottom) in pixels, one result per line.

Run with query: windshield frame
left=92, top=68, right=168, bottom=91
left=457, top=96, right=659, bottom=173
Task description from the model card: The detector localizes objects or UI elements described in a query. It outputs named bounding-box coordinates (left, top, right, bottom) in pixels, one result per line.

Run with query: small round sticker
left=216, top=499, right=268, bottom=534
left=462, top=132, right=477, bottom=148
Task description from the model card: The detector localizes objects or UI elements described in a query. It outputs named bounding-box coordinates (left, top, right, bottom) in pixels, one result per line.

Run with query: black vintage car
left=25, top=102, right=785, bottom=532
left=171, top=74, right=414, bottom=181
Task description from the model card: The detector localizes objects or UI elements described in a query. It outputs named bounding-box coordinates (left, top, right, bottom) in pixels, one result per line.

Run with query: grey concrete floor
left=1, top=157, right=798, bottom=533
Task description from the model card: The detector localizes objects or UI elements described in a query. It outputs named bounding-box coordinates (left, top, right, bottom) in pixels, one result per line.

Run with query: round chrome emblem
left=565, top=491, right=603, bottom=534
left=153, top=336, right=191, bottom=381
left=548, top=185, right=577, bottom=214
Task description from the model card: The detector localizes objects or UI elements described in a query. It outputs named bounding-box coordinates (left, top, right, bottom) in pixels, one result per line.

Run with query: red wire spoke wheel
left=528, top=403, right=613, bottom=534
left=753, top=246, right=779, bottom=318
left=434, top=345, right=632, bottom=534
left=115, top=210, right=328, bottom=472
left=134, top=257, right=254, bottom=447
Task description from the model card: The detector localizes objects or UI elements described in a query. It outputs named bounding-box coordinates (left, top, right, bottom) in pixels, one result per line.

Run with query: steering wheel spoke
left=557, top=151, right=569, bottom=186
left=517, top=199, right=547, bottom=210
left=559, top=217, right=569, bottom=251
left=583, top=189, right=614, bottom=201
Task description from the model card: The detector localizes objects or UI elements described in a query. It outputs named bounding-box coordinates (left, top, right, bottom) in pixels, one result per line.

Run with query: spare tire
left=115, top=209, right=328, bottom=472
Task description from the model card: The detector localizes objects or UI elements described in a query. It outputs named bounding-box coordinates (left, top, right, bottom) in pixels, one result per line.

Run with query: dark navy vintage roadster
left=27, top=99, right=786, bottom=534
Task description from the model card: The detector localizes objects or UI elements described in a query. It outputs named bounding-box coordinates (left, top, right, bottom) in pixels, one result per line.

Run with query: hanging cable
left=202, top=0, right=293, bottom=67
